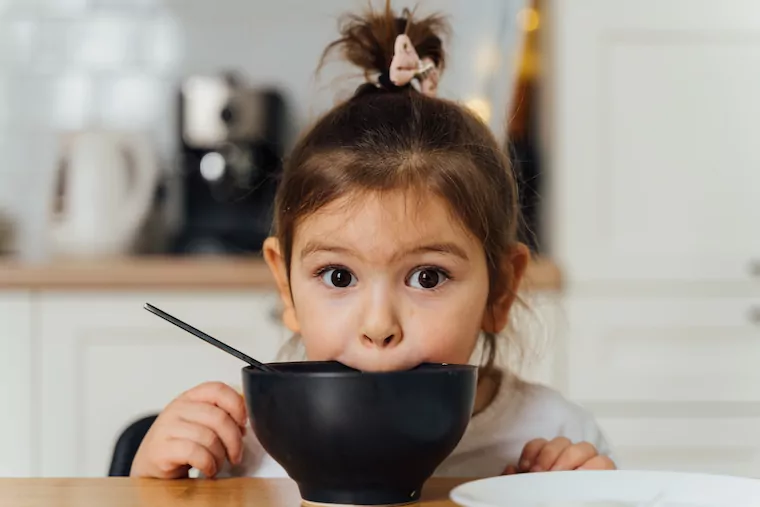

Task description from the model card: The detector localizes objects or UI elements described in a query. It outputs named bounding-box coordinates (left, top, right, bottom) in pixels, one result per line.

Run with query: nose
left=363, top=332, right=401, bottom=348
left=360, top=287, right=403, bottom=349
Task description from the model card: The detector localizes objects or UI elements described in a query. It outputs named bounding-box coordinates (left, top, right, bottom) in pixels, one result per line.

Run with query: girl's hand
left=503, top=437, right=616, bottom=475
left=130, top=382, right=248, bottom=479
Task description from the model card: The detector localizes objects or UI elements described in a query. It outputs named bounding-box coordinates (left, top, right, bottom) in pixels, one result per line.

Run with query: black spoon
left=144, top=302, right=277, bottom=373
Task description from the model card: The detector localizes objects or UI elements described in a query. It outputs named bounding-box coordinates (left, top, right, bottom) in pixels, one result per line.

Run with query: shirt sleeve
left=514, top=382, right=619, bottom=468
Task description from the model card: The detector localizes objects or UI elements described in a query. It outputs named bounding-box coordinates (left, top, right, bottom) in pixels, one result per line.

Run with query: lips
left=335, top=349, right=429, bottom=372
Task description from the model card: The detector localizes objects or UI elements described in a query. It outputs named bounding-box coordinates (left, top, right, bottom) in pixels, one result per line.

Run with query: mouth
left=336, top=354, right=429, bottom=373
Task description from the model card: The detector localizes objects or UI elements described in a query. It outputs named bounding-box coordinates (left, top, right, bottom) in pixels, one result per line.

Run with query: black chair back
left=108, top=414, right=158, bottom=476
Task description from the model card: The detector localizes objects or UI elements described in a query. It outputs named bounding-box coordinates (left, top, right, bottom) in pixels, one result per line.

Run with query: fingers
left=550, top=441, right=598, bottom=471
left=163, top=439, right=219, bottom=478
left=503, top=465, right=518, bottom=475
left=171, top=420, right=227, bottom=474
left=518, top=438, right=547, bottom=472
left=517, top=437, right=615, bottom=474
left=531, top=437, right=572, bottom=472
left=130, top=382, right=249, bottom=479
left=175, top=400, right=244, bottom=465
left=179, top=381, right=248, bottom=429
left=578, top=455, right=617, bottom=471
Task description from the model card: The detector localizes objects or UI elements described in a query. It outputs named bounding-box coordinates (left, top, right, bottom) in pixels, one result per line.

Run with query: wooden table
left=0, top=478, right=470, bottom=507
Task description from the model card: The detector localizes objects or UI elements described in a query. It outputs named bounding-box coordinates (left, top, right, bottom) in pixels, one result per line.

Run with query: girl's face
left=264, top=190, right=525, bottom=372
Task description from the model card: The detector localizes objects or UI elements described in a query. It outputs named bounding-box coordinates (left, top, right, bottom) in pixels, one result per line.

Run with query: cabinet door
left=0, top=291, right=33, bottom=477
left=546, top=0, right=760, bottom=282
left=598, top=416, right=760, bottom=478
left=36, top=291, right=287, bottom=477
left=564, top=295, right=760, bottom=403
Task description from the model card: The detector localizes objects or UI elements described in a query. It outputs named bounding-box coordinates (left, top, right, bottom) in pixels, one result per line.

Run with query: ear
left=263, top=237, right=301, bottom=334
left=481, top=243, right=531, bottom=334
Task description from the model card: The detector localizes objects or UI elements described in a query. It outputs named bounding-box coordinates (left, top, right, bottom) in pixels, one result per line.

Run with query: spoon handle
left=144, top=303, right=276, bottom=373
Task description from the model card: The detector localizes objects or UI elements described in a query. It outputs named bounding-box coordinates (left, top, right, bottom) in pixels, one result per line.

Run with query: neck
left=473, top=367, right=502, bottom=415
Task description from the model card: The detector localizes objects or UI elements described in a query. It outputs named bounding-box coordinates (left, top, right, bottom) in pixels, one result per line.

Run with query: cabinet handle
left=750, top=307, right=760, bottom=325
left=751, top=260, right=760, bottom=277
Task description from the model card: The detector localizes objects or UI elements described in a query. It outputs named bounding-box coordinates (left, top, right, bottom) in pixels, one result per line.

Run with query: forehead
left=292, top=190, right=478, bottom=252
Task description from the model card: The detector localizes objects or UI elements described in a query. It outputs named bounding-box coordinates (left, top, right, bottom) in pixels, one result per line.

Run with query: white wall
left=0, top=0, right=527, bottom=261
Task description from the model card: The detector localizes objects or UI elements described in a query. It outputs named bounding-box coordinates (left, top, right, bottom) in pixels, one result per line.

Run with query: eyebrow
left=299, top=241, right=470, bottom=262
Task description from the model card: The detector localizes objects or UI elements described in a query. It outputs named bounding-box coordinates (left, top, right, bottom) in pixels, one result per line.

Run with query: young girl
left=131, top=2, right=616, bottom=480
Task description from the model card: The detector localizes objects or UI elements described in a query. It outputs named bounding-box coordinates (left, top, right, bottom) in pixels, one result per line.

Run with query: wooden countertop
left=0, top=477, right=469, bottom=507
left=0, top=256, right=561, bottom=292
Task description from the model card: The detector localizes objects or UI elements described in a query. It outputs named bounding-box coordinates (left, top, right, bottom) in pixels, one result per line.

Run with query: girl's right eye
left=319, top=268, right=357, bottom=288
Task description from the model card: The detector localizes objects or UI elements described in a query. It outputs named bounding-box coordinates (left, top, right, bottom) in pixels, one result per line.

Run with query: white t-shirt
left=218, top=373, right=615, bottom=478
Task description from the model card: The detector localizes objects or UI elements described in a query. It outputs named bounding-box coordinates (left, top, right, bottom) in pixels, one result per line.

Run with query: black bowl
left=242, top=361, right=477, bottom=506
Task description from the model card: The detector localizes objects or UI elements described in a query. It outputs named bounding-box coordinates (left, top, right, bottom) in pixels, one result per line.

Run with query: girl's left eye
left=407, top=267, right=449, bottom=290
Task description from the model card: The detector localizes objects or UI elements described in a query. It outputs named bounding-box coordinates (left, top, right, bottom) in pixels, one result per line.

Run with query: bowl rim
left=242, top=361, right=478, bottom=377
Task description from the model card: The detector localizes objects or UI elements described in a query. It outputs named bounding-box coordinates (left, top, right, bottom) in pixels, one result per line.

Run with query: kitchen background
left=0, top=0, right=527, bottom=260
left=2, top=0, right=760, bottom=482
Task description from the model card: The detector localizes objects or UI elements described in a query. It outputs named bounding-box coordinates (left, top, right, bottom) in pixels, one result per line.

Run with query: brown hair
left=273, top=1, right=521, bottom=372
left=319, top=2, right=449, bottom=81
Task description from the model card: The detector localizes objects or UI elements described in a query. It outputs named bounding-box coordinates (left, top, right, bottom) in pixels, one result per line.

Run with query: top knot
left=318, top=1, right=449, bottom=97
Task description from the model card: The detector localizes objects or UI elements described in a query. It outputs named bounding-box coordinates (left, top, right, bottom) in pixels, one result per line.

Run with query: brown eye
left=408, top=268, right=448, bottom=290
left=321, top=268, right=356, bottom=288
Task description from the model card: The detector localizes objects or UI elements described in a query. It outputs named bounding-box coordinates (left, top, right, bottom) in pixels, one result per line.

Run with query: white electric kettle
left=50, top=131, right=159, bottom=258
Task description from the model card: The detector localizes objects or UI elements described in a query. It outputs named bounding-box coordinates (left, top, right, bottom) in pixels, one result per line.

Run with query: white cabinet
left=598, top=417, right=760, bottom=478
left=546, top=0, right=760, bottom=282
left=564, top=295, right=760, bottom=403
left=544, top=0, right=760, bottom=478
left=0, top=292, right=33, bottom=477
left=561, top=293, right=760, bottom=477
left=34, top=291, right=286, bottom=478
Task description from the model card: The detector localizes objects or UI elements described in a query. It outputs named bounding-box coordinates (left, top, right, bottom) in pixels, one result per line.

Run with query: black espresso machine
left=170, top=72, right=287, bottom=255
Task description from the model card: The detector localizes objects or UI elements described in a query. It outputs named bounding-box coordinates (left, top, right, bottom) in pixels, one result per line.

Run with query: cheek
left=417, top=328, right=479, bottom=364
left=290, top=282, right=356, bottom=361
left=406, top=289, right=487, bottom=364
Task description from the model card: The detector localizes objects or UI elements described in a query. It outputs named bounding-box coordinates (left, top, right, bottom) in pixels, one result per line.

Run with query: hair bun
left=319, top=1, right=449, bottom=84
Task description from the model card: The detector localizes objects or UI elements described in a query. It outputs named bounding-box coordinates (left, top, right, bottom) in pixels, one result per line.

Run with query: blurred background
left=2, top=0, right=760, bottom=481
left=0, top=0, right=529, bottom=260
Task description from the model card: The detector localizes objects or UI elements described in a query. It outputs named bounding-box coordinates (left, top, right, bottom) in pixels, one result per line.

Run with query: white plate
left=449, top=470, right=760, bottom=507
